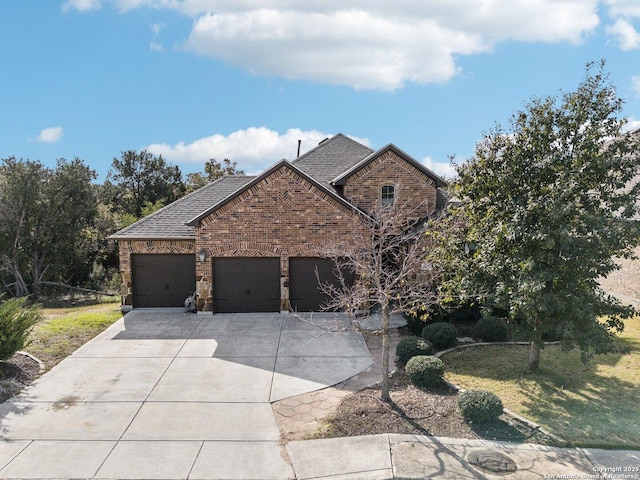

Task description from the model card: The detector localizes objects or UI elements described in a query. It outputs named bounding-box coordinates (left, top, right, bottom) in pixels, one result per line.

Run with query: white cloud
left=146, top=127, right=369, bottom=172
left=151, top=22, right=166, bottom=35
left=61, top=0, right=102, bottom=12
left=150, top=42, right=165, bottom=52
left=606, top=18, right=640, bottom=49
left=605, top=0, right=640, bottom=19
left=623, top=117, right=640, bottom=132
left=421, top=156, right=457, bottom=180
left=632, top=75, right=640, bottom=95
left=64, top=0, right=602, bottom=90
left=36, top=126, right=64, bottom=144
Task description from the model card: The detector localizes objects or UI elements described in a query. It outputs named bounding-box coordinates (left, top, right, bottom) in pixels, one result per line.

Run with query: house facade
left=111, top=134, right=447, bottom=313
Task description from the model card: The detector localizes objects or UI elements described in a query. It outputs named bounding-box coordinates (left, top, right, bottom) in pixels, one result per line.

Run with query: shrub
left=405, top=355, right=445, bottom=387
left=458, top=390, right=504, bottom=423
left=396, top=336, right=434, bottom=364
left=0, top=295, right=42, bottom=361
left=421, top=322, right=458, bottom=350
left=403, top=310, right=427, bottom=336
left=475, top=315, right=509, bottom=342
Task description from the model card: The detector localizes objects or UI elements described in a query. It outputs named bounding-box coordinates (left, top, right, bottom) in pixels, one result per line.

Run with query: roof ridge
left=331, top=143, right=447, bottom=187
left=292, top=133, right=372, bottom=163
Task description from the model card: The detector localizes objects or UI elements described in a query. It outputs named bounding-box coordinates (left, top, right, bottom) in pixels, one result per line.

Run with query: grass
left=25, top=297, right=122, bottom=371
left=442, top=315, right=640, bottom=449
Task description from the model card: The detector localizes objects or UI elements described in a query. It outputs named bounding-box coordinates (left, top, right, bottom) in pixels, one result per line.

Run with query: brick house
left=111, top=134, right=448, bottom=313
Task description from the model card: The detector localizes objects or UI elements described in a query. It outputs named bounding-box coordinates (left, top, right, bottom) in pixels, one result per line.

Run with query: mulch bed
left=318, top=370, right=561, bottom=446
left=0, top=353, right=42, bottom=403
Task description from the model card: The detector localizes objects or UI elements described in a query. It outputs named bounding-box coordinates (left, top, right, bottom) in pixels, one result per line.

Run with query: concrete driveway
left=0, top=310, right=372, bottom=479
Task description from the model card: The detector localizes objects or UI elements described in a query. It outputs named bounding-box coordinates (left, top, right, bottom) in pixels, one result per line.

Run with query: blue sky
left=2, top=1, right=640, bottom=182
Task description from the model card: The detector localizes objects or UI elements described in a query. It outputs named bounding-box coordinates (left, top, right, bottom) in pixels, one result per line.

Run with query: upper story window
left=381, top=185, right=395, bottom=207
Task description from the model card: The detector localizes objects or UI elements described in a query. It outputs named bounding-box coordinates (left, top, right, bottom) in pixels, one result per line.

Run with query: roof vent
left=318, top=137, right=329, bottom=145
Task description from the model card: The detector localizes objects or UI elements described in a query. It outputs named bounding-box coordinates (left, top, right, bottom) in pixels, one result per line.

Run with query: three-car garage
left=131, top=254, right=350, bottom=312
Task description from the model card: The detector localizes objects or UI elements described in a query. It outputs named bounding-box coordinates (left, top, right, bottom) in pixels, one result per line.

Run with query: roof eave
left=331, top=143, right=448, bottom=188
left=108, top=235, right=195, bottom=241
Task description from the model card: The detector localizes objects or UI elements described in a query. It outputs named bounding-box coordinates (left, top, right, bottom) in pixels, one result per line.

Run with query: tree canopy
left=106, top=150, right=185, bottom=218
left=448, top=62, right=640, bottom=371
left=0, top=157, right=98, bottom=297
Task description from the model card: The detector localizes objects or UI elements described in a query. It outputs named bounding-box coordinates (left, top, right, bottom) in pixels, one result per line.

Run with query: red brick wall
left=195, top=165, right=366, bottom=311
left=343, top=150, right=438, bottom=219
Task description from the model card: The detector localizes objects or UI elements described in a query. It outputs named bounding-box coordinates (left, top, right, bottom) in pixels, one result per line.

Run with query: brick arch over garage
left=195, top=244, right=284, bottom=312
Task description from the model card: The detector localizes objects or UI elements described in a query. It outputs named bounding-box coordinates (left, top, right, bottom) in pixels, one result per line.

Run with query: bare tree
left=318, top=194, right=440, bottom=402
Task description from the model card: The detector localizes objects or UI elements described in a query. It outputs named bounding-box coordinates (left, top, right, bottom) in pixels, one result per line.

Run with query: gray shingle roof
left=109, top=175, right=254, bottom=239
left=110, top=133, right=450, bottom=240
left=292, top=133, right=374, bottom=186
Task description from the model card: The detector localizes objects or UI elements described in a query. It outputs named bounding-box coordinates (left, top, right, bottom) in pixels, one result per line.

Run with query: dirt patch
left=599, top=247, right=640, bottom=301
left=0, top=353, right=42, bottom=403
left=315, top=370, right=561, bottom=446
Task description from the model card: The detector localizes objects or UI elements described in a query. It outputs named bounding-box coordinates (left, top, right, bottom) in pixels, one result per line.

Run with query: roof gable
left=292, top=133, right=374, bottom=186
left=187, top=159, right=367, bottom=226
left=331, top=143, right=447, bottom=188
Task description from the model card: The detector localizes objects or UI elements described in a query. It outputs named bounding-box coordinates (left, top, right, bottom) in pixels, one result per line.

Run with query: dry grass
left=443, top=315, right=640, bottom=449
left=26, top=298, right=122, bottom=371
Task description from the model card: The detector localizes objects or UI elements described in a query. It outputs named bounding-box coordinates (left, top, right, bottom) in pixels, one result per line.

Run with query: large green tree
left=106, top=150, right=185, bottom=217
left=451, top=62, right=640, bottom=371
left=0, top=157, right=98, bottom=297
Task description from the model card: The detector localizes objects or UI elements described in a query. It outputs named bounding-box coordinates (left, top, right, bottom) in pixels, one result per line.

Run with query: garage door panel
left=213, top=258, right=280, bottom=313
left=289, top=257, right=354, bottom=312
left=132, top=254, right=195, bottom=308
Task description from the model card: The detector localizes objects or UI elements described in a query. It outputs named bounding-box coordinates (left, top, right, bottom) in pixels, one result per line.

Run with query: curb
left=434, top=341, right=568, bottom=447
left=17, top=350, right=46, bottom=374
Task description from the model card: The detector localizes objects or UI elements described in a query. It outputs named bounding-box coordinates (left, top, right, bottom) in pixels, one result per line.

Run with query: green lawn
left=442, top=315, right=640, bottom=449
left=26, top=297, right=122, bottom=371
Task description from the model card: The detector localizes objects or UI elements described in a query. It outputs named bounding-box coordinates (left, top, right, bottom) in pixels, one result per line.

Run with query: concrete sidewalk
left=287, top=434, right=640, bottom=479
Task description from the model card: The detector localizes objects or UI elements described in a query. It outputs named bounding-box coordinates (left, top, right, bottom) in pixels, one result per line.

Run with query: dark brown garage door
left=213, top=257, right=280, bottom=313
left=289, top=257, right=355, bottom=312
left=132, top=254, right=195, bottom=308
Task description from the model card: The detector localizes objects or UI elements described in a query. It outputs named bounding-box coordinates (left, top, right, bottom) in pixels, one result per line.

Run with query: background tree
left=106, top=150, right=185, bottom=217
left=186, top=158, right=244, bottom=192
left=450, top=62, right=640, bottom=372
left=0, top=158, right=98, bottom=297
left=320, top=195, right=440, bottom=402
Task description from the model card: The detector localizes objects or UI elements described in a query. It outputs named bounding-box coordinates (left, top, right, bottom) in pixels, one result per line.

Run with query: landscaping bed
left=315, top=369, right=561, bottom=446
left=0, top=352, right=41, bottom=403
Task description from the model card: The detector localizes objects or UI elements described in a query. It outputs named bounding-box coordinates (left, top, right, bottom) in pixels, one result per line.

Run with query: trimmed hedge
left=396, top=336, right=434, bottom=364
left=421, top=322, right=458, bottom=350
left=458, top=390, right=504, bottom=423
left=475, top=315, right=509, bottom=342
left=405, top=355, right=445, bottom=387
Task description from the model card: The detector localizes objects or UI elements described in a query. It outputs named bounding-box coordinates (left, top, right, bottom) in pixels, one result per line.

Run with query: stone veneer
left=118, top=239, right=195, bottom=306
